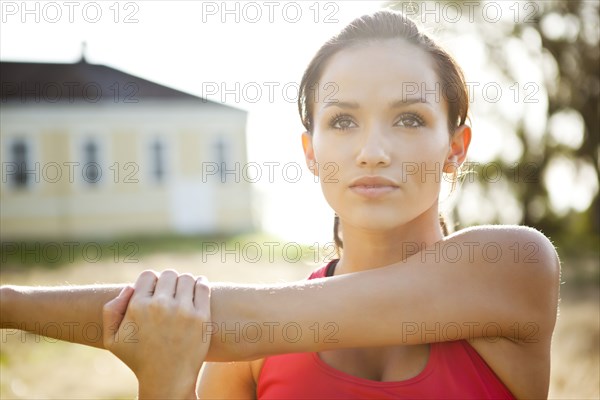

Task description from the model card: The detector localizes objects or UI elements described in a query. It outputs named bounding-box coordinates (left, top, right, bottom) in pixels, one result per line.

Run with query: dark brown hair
left=297, top=10, right=469, bottom=253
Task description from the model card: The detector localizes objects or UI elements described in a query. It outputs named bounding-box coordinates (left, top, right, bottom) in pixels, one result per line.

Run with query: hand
left=102, top=270, right=211, bottom=399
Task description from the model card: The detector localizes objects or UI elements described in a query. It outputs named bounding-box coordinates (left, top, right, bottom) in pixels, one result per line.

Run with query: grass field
left=0, top=249, right=598, bottom=399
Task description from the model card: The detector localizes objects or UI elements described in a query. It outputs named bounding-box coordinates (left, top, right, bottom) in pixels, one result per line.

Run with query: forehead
left=316, top=39, right=441, bottom=108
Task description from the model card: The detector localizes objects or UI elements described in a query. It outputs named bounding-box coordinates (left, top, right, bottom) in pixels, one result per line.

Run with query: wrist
left=137, top=375, right=198, bottom=400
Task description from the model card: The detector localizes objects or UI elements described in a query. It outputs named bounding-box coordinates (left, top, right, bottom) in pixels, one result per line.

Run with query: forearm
left=207, top=273, right=447, bottom=360
left=1, top=284, right=124, bottom=348
left=207, top=272, right=398, bottom=361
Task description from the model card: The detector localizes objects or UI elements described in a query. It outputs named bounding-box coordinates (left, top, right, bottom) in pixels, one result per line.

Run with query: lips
left=349, top=176, right=399, bottom=198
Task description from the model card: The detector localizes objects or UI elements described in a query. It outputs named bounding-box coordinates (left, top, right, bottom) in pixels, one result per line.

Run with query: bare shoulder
left=449, top=224, right=561, bottom=335
left=448, top=224, right=561, bottom=273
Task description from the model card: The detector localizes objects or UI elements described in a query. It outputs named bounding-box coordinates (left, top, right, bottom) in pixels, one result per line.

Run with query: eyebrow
left=322, top=98, right=430, bottom=110
left=389, top=98, right=431, bottom=108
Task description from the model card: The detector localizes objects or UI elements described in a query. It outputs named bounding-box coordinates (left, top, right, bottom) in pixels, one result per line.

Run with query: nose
left=356, top=127, right=391, bottom=168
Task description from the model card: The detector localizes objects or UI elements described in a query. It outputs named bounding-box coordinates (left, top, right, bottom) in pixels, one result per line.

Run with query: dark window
left=151, top=140, right=164, bottom=182
left=11, top=140, right=28, bottom=187
left=214, top=137, right=228, bottom=183
left=83, top=140, right=100, bottom=184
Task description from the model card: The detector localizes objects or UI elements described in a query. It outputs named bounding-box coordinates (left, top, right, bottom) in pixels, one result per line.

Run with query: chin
left=344, top=212, right=415, bottom=232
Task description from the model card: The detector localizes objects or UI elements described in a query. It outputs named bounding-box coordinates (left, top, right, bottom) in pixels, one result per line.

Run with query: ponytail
left=439, top=213, right=449, bottom=236
left=333, top=214, right=343, bottom=257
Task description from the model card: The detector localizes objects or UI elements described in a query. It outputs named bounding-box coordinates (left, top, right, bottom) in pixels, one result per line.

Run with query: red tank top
left=257, top=260, right=516, bottom=399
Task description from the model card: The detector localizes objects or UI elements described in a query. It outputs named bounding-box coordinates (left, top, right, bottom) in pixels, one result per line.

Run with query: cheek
left=312, top=140, right=346, bottom=210
left=400, top=134, right=449, bottom=187
left=311, top=133, right=349, bottom=173
left=317, top=174, right=344, bottom=218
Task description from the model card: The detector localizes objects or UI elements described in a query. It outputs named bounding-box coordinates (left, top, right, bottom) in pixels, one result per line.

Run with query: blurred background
left=0, top=0, right=598, bottom=398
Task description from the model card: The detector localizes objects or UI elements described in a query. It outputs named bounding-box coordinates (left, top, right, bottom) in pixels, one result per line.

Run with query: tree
left=387, top=0, right=599, bottom=253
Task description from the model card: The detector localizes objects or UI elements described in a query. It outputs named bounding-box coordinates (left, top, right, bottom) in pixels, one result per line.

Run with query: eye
left=329, top=113, right=357, bottom=130
left=395, top=112, right=425, bottom=128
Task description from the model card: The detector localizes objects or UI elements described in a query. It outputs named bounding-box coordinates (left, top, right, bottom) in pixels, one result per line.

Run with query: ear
left=301, top=132, right=318, bottom=176
left=443, top=124, right=471, bottom=173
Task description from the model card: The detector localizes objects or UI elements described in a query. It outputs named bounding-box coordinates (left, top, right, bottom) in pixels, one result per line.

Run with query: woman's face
left=303, top=39, right=470, bottom=231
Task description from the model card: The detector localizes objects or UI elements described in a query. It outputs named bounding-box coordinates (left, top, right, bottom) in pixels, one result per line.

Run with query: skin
left=0, top=39, right=560, bottom=399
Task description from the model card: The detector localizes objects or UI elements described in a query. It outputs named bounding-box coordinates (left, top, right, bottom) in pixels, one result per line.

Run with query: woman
left=1, top=11, right=560, bottom=399
left=194, top=11, right=559, bottom=399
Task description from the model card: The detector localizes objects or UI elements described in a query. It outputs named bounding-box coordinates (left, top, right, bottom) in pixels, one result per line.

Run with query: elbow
left=517, top=228, right=562, bottom=331
left=518, top=226, right=561, bottom=281
left=463, top=224, right=562, bottom=281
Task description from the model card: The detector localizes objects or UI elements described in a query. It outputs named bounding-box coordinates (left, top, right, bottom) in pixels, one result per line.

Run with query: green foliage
left=386, top=0, right=599, bottom=254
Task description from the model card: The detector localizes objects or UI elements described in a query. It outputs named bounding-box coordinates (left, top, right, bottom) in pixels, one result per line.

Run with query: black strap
left=325, top=259, right=339, bottom=277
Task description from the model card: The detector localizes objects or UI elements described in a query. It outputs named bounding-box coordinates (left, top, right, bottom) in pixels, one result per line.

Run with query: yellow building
left=0, top=58, right=253, bottom=240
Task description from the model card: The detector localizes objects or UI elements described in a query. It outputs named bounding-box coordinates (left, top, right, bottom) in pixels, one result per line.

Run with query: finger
left=193, top=276, right=211, bottom=313
left=131, top=270, right=158, bottom=300
left=154, top=269, right=179, bottom=298
left=175, top=273, right=196, bottom=304
left=102, top=286, right=134, bottom=348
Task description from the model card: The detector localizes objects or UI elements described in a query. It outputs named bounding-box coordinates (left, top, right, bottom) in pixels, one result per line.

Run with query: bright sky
left=1, top=1, right=591, bottom=243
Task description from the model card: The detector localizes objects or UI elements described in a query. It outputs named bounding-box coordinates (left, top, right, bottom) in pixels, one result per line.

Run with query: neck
left=334, top=205, right=444, bottom=275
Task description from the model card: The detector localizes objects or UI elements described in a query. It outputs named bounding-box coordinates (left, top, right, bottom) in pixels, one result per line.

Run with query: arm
left=207, top=225, right=561, bottom=360
left=1, top=225, right=560, bottom=361
left=1, top=284, right=124, bottom=349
